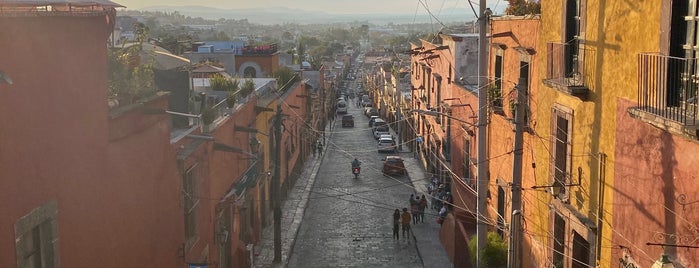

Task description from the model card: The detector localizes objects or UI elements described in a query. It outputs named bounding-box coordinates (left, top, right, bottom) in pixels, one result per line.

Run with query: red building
left=0, top=1, right=184, bottom=267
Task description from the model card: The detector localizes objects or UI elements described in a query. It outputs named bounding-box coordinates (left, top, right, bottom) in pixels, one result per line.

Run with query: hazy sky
left=116, top=0, right=502, bottom=15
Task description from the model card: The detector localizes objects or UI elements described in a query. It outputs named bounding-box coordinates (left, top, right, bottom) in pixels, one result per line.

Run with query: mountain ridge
left=134, top=5, right=477, bottom=25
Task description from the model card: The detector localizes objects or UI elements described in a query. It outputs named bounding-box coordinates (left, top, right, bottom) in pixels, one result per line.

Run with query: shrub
left=468, top=232, right=508, bottom=268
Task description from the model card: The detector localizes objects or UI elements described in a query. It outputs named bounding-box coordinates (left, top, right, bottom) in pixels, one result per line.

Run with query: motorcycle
left=352, top=166, right=360, bottom=179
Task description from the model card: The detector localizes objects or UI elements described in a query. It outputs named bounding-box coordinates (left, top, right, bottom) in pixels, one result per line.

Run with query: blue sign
left=189, top=264, right=207, bottom=268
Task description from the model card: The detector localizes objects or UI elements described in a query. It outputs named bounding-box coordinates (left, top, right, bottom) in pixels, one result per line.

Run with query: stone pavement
left=253, top=120, right=452, bottom=268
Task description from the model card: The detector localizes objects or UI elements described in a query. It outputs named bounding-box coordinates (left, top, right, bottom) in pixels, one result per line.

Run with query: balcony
left=543, top=42, right=591, bottom=99
left=629, top=53, right=699, bottom=139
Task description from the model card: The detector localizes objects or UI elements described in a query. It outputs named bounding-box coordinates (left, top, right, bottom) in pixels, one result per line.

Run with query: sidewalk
left=252, top=123, right=331, bottom=268
left=397, top=146, right=453, bottom=268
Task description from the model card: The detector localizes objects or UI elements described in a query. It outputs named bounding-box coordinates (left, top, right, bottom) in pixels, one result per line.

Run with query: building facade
left=0, top=1, right=184, bottom=267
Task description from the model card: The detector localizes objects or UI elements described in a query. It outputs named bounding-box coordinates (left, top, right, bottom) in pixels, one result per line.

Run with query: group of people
left=391, top=194, right=429, bottom=242
left=426, top=176, right=452, bottom=224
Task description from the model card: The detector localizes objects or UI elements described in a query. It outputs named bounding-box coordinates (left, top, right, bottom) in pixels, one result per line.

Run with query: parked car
left=364, top=107, right=378, bottom=117
left=373, top=126, right=390, bottom=139
left=368, top=116, right=380, bottom=127
left=382, top=155, right=406, bottom=176
left=377, top=137, right=397, bottom=153
left=372, top=119, right=387, bottom=130
left=379, top=134, right=395, bottom=141
left=342, top=115, right=354, bottom=127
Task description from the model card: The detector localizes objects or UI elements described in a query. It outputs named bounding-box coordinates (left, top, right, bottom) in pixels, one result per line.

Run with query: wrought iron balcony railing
left=543, top=42, right=590, bottom=98
left=637, top=53, right=698, bottom=126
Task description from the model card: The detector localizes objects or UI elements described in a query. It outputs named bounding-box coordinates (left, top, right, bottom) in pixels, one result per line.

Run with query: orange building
left=0, top=1, right=184, bottom=267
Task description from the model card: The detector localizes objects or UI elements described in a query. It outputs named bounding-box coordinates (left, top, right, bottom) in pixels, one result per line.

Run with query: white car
left=373, top=126, right=390, bottom=139
left=377, top=137, right=397, bottom=153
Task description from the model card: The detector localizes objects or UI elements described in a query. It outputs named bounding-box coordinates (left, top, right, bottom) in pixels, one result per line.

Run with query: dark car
left=382, top=156, right=406, bottom=176
left=342, top=115, right=354, bottom=127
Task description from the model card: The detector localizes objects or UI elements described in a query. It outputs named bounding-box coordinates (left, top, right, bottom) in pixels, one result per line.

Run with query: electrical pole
left=476, top=3, right=491, bottom=267
left=272, top=102, right=282, bottom=263
left=508, top=77, right=526, bottom=268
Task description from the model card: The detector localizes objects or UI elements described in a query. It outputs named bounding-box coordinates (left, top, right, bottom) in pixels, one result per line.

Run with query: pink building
left=0, top=1, right=184, bottom=267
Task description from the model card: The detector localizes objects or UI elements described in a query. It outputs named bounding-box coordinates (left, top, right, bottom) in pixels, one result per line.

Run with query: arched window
left=244, top=66, right=257, bottom=78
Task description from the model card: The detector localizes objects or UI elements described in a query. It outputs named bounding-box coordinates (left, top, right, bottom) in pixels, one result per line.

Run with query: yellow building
left=535, top=0, right=681, bottom=267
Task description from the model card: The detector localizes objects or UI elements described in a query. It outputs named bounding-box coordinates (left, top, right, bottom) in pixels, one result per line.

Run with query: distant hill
left=137, top=5, right=478, bottom=25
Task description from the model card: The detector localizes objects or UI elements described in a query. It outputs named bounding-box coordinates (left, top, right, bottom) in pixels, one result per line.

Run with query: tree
left=505, top=0, right=541, bottom=15
left=108, top=22, right=156, bottom=105
left=272, top=66, right=299, bottom=92
left=468, top=232, right=508, bottom=268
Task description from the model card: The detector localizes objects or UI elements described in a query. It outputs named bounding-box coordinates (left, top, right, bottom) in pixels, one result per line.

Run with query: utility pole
left=395, top=85, right=403, bottom=151
left=476, top=3, right=492, bottom=267
left=508, top=77, right=527, bottom=268
left=272, top=102, right=282, bottom=263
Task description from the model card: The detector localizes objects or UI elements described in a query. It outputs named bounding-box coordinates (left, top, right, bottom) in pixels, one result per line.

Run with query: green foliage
left=210, top=74, right=234, bottom=91
left=468, top=232, right=508, bottom=268
left=273, top=66, right=299, bottom=92
left=108, top=23, right=157, bottom=105
left=240, top=78, right=255, bottom=98
left=505, top=0, right=541, bottom=15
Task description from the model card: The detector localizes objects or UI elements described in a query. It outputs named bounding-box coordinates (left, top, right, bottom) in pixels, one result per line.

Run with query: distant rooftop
left=0, top=0, right=123, bottom=15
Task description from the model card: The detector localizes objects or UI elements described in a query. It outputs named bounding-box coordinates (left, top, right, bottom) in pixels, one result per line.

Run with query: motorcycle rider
left=351, top=158, right=361, bottom=172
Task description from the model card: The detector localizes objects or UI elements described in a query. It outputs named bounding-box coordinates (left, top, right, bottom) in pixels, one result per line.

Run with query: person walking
left=418, top=195, right=428, bottom=223
left=392, top=209, right=400, bottom=240
left=400, top=208, right=411, bottom=241
left=411, top=197, right=420, bottom=224
left=317, top=140, right=323, bottom=156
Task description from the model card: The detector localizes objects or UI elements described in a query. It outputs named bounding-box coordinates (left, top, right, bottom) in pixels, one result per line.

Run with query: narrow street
left=287, top=103, right=423, bottom=267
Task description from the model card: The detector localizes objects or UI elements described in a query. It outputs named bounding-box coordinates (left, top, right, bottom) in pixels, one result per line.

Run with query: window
left=494, top=54, right=503, bottom=90
left=668, top=0, right=697, bottom=104
left=518, top=60, right=531, bottom=125
left=553, top=213, right=566, bottom=268
left=183, top=164, right=199, bottom=246
left=497, top=186, right=505, bottom=238
left=462, top=136, right=473, bottom=187
left=572, top=231, right=590, bottom=268
left=564, top=0, right=582, bottom=77
left=15, top=200, right=58, bottom=268
left=244, top=66, right=257, bottom=78
left=551, top=106, right=572, bottom=202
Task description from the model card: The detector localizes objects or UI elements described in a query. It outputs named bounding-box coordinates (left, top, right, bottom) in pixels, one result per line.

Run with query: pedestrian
left=400, top=208, right=411, bottom=241
left=317, top=141, right=323, bottom=155
left=409, top=194, right=417, bottom=207
left=418, top=195, right=428, bottom=223
left=411, top=197, right=420, bottom=224
left=392, top=209, right=400, bottom=240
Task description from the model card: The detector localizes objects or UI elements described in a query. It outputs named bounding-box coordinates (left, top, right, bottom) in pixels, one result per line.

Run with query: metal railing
left=545, top=42, right=587, bottom=88
left=638, top=53, right=698, bottom=125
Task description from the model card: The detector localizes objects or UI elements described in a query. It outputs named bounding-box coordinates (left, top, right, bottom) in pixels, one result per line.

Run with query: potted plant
left=201, top=107, right=216, bottom=132
left=487, top=84, right=504, bottom=115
